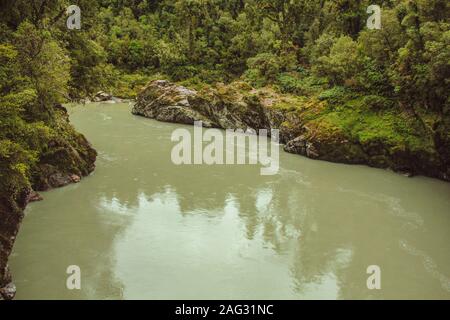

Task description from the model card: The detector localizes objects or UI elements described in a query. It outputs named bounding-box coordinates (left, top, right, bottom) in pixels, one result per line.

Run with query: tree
left=13, top=22, right=69, bottom=117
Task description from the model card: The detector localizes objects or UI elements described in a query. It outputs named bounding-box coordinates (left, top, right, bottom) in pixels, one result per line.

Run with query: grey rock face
left=134, top=80, right=449, bottom=182
left=132, top=80, right=274, bottom=132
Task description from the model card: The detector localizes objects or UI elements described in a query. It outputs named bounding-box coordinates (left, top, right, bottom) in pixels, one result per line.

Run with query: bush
left=360, top=95, right=395, bottom=111
left=155, top=38, right=187, bottom=76
left=169, top=65, right=199, bottom=82
left=111, top=72, right=156, bottom=99
left=318, top=86, right=351, bottom=104
left=313, top=36, right=362, bottom=86
left=277, top=73, right=328, bottom=96
left=305, top=32, right=338, bottom=65
left=276, top=73, right=303, bottom=94
left=198, top=69, right=226, bottom=84
left=0, top=140, right=35, bottom=193
left=244, top=53, right=281, bottom=87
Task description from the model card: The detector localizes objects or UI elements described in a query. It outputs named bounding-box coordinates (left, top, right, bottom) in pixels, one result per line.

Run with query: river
left=9, top=103, right=450, bottom=299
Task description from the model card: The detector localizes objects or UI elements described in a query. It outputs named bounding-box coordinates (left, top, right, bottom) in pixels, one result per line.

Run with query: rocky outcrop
left=283, top=124, right=448, bottom=181
left=93, top=91, right=113, bottom=102
left=0, top=105, right=97, bottom=300
left=134, top=80, right=449, bottom=182
left=284, top=136, right=319, bottom=158
left=132, top=80, right=277, bottom=131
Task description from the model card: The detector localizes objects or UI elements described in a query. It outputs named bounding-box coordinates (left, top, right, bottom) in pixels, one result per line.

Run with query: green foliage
left=0, top=10, right=96, bottom=201
left=359, top=95, right=395, bottom=111
left=0, top=140, right=35, bottom=194
left=276, top=73, right=304, bottom=94
left=66, top=35, right=111, bottom=99
left=318, top=87, right=351, bottom=104
left=111, top=72, right=161, bottom=98
left=276, top=72, right=327, bottom=96
left=309, top=97, right=434, bottom=155
left=245, top=53, right=281, bottom=87
left=0, top=0, right=449, bottom=190
left=304, top=32, right=338, bottom=66
left=314, top=36, right=362, bottom=86
left=13, top=22, right=70, bottom=115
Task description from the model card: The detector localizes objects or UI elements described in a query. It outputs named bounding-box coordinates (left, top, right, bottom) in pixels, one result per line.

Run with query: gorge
left=2, top=78, right=450, bottom=299
left=7, top=102, right=450, bottom=300
left=1, top=0, right=449, bottom=301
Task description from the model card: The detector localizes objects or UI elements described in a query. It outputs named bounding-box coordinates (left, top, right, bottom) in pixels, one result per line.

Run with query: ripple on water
left=399, top=239, right=450, bottom=292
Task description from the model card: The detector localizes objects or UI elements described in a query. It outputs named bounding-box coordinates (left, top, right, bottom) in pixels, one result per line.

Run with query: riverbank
left=0, top=106, right=96, bottom=300
left=133, top=80, right=449, bottom=182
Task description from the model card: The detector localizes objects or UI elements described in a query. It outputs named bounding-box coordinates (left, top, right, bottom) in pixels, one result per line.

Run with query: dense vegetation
left=0, top=0, right=449, bottom=199
left=0, top=0, right=448, bottom=300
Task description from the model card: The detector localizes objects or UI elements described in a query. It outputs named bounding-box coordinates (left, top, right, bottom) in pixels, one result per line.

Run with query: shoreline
left=132, top=80, right=450, bottom=183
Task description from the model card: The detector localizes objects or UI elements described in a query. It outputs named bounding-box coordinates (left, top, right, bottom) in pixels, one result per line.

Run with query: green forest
left=1, top=0, right=449, bottom=197
left=1, top=0, right=449, bottom=196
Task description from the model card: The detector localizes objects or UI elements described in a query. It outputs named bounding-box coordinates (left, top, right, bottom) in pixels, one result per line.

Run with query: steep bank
left=0, top=106, right=96, bottom=300
left=133, top=80, right=449, bottom=182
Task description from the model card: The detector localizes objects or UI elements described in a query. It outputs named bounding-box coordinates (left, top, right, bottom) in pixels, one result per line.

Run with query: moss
left=271, top=96, right=305, bottom=112
left=264, top=85, right=440, bottom=172
left=276, top=72, right=328, bottom=96
left=293, top=93, right=436, bottom=168
left=178, top=77, right=212, bottom=91
left=0, top=105, right=97, bottom=193
left=318, top=86, right=351, bottom=104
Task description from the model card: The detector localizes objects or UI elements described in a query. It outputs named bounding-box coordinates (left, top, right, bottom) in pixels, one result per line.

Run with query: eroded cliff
left=0, top=105, right=96, bottom=300
left=133, top=80, right=449, bottom=182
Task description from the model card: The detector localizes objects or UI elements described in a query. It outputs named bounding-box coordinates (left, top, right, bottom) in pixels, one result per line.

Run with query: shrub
left=277, top=72, right=328, bottom=96
left=360, top=95, right=395, bottom=111
left=318, top=86, right=351, bottom=104
left=112, top=72, right=155, bottom=99
left=313, top=36, right=362, bottom=86
left=276, top=73, right=303, bottom=94
left=244, top=53, right=281, bottom=87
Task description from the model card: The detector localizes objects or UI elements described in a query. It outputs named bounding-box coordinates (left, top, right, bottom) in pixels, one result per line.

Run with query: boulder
left=133, top=80, right=273, bottom=131
left=132, top=80, right=209, bottom=126
left=0, top=282, right=16, bottom=300
left=94, top=91, right=113, bottom=102
left=70, top=174, right=81, bottom=183
left=28, top=190, right=43, bottom=202
left=284, top=136, right=307, bottom=155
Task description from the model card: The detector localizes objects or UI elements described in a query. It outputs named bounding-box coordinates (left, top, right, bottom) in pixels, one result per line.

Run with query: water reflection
left=9, top=104, right=450, bottom=300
